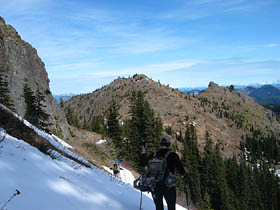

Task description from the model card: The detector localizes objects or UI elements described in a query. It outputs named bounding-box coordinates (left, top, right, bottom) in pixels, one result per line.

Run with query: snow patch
left=96, top=139, right=107, bottom=145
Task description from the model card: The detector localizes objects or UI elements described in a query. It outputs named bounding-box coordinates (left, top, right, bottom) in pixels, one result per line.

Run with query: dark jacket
left=140, top=148, right=185, bottom=176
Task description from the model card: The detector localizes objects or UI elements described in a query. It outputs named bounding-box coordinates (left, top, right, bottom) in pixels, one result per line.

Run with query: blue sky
left=0, top=0, right=279, bottom=94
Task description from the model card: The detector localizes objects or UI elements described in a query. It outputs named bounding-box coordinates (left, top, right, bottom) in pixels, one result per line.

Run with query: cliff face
left=0, top=17, right=70, bottom=139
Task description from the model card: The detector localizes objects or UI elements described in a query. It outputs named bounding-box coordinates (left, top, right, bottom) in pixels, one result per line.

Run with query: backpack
left=134, top=150, right=176, bottom=192
left=147, top=150, right=172, bottom=182
left=113, top=163, right=120, bottom=174
left=133, top=175, right=155, bottom=192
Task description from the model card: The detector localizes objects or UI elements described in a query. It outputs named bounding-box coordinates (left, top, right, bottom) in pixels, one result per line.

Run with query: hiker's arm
left=140, top=153, right=148, bottom=167
left=140, top=145, right=153, bottom=167
left=175, top=154, right=188, bottom=176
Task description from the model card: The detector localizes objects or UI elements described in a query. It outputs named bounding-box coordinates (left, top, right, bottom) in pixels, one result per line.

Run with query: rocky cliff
left=0, top=17, right=70, bottom=139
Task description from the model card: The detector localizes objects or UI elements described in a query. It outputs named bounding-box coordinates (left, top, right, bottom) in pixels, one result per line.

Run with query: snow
left=96, top=139, right=106, bottom=145
left=0, top=104, right=187, bottom=210
left=0, top=104, right=91, bottom=166
left=0, top=132, right=147, bottom=210
left=0, top=131, right=187, bottom=210
left=51, top=134, right=72, bottom=149
left=276, top=169, right=280, bottom=177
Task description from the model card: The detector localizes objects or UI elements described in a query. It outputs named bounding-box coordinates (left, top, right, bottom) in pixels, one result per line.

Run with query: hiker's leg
left=153, top=187, right=164, bottom=210
left=163, top=187, right=176, bottom=210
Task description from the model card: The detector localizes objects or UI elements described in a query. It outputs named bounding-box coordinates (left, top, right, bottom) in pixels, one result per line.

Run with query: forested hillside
left=64, top=83, right=280, bottom=209
left=64, top=75, right=280, bottom=158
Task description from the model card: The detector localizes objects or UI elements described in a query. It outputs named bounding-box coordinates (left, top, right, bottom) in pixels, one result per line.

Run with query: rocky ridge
left=64, top=74, right=280, bottom=157
left=0, top=17, right=70, bottom=139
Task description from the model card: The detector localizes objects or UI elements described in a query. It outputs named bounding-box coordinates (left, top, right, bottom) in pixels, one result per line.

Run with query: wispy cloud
left=50, top=58, right=280, bottom=94
left=47, top=61, right=100, bottom=74
left=231, top=43, right=280, bottom=54
left=1, top=0, right=279, bottom=94
left=160, top=0, right=266, bottom=21
left=88, top=60, right=198, bottom=78
left=266, top=43, right=279, bottom=48
left=159, top=58, right=280, bottom=88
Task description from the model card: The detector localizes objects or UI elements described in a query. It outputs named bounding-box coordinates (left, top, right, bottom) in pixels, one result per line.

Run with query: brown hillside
left=64, top=74, right=280, bottom=157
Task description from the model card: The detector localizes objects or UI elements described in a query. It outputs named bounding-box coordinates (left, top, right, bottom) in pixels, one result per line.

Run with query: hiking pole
left=184, top=184, right=189, bottom=207
left=139, top=191, right=143, bottom=210
left=0, top=189, right=21, bottom=210
left=0, top=128, right=6, bottom=143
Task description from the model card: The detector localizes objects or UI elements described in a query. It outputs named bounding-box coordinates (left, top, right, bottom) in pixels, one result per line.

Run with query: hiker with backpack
left=139, top=134, right=188, bottom=210
left=110, top=160, right=122, bottom=178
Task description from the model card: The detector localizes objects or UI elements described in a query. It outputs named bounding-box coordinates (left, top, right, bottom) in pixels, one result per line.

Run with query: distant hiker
left=110, top=160, right=121, bottom=178
left=140, top=134, right=188, bottom=210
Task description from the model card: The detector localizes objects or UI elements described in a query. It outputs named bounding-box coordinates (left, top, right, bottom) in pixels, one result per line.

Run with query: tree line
left=181, top=125, right=280, bottom=210
left=241, top=130, right=280, bottom=165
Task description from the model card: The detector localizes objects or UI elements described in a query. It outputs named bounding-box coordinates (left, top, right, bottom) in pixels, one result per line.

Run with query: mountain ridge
left=248, top=85, right=280, bottom=105
left=64, top=74, right=280, bottom=158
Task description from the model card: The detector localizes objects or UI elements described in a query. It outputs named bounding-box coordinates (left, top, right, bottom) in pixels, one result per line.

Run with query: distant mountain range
left=239, top=85, right=280, bottom=105
left=54, top=93, right=76, bottom=102
left=54, top=82, right=280, bottom=105
left=179, top=83, right=280, bottom=105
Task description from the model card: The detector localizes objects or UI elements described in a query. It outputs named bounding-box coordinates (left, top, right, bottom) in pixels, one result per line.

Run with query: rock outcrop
left=0, top=16, right=70, bottom=139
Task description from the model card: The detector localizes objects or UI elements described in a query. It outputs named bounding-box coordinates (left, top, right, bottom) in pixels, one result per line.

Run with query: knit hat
left=159, top=134, right=172, bottom=148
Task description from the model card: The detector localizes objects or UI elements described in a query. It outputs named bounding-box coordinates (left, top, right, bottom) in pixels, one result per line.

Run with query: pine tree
left=65, top=107, right=80, bottom=128
left=225, top=156, right=241, bottom=209
left=107, top=99, right=123, bottom=159
left=23, top=80, right=51, bottom=132
left=126, top=91, right=142, bottom=164
left=91, top=115, right=105, bottom=135
left=0, top=66, right=15, bottom=110
left=23, top=80, right=37, bottom=124
left=182, top=125, right=201, bottom=204
left=126, top=91, right=162, bottom=168
left=200, top=131, right=233, bottom=210
left=198, top=192, right=214, bottom=210
left=212, top=144, right=233, bottom=210
left=35, top=89, right=52, bottom=133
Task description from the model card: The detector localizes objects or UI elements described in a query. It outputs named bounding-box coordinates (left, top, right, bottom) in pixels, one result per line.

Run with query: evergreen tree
left=65, top=107, right=80, bottom=128
left=0, top=66, right=15, bottom=110
left=182, top=125, right=201, bottom=204
left=23, top=80, right=51, bottom=132
left=91, top=115, right=105, bottom=135
left=126, top=91, right=162, bottom=168
left=225, top=156, right=241, bottom=209
left=126, top=91, right=143, bottom=164
left=212, top=144, right=232, bottom=210
left=59, top=97, right=64, bottom=108
left=23, top=80, right=37, bottom=124
left=198, top=192, right=214, bottom=210
left=107, top=99, right=123, bottom=159
left=34, top=89, right=52, bottom=133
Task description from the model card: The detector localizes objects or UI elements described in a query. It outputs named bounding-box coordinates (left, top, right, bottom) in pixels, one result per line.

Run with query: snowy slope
left=0, top=129, right=187, bottom=210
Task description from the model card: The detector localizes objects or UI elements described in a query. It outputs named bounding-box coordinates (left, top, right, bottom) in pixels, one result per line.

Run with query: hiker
left=140, top=134, right=188, bottom=210
left=110, top=160, right=121, bottom=178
